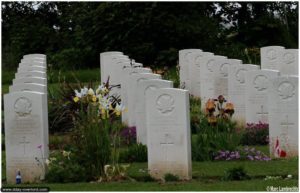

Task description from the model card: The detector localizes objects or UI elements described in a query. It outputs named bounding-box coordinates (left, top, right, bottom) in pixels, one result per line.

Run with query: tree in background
left=1, top=2, right=298, bottom=70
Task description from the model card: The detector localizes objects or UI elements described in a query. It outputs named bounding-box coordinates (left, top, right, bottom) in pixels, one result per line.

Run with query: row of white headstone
left=4, top=54, right=49, bottom=183
left=179, top=46, right=298, bottom=158
left=100, top=51, right=192, bottom=180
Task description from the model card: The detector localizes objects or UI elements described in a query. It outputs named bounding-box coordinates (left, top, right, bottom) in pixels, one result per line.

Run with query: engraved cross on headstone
left=19, top=136, right=30, bottom=155
left=280, top=115, right=294, bottom=135
left=256, top=105, right=268, bottom=123
left=160, top=133, right=174, bottom=167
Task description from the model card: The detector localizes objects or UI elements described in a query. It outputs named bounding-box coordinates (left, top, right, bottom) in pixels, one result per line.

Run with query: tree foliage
left=2, top=2, right=298, bottom=70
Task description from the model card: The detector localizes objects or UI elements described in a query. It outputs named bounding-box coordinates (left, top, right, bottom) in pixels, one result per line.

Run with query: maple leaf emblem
left=156, top=94, right=175, bottom=114
left=277, top=81, right=295, bottom=100
left=253, top=75, right=268, bottom=91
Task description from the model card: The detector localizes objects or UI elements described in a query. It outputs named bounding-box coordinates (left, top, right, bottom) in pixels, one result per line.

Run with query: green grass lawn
left=3, top=179, right=298, bottom=191
left=2, top=153, right=298, bottom=191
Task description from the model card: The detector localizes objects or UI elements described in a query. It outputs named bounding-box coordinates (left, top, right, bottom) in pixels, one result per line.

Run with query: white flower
left=81, top=87, right=88, bottom=96
left=287, top=174, right=292, bottom=179
left=62, top=150, right=71, bottom=159
left=74, top=89, right=82, bottom=98
left=96, top=85, right=105, bottom=94
left=45, top=159, right=51, bottom=166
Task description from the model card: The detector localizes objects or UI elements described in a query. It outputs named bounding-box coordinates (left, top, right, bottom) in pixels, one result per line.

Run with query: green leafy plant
left=71, top=79, right=126, bottom=180
left=164, top=173, right=180, bottom=182
left=222, top=166, right=250, bottom=181
left=190, top=97, right=201, bottom=134
left=45, top=150, right=88, bottom=183
left=240, top=122, right=269, bottom=145
left=192, top=96, right=240, bottom=161
left=119, top=143, right=148, bottom=163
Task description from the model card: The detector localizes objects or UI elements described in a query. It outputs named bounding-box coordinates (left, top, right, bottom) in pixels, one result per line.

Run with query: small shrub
left=138, top=174, right=156, bottom=182
left=46, top=150, right=88, bottom=183
left=191, top=96, right=241, bottom=161
left=223, top=166, right=250, bottom=181
left=164, top=173, right=180, bottom=182
left=119, top=143, right=147, bottom=163
left=240, top=122, right=269, bottom=145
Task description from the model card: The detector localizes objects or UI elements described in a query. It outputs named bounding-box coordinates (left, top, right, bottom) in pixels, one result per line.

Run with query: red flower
left=280, top=150, right=287, bottom=158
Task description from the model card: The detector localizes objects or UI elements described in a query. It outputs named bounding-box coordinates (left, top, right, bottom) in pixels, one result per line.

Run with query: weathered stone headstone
left=268, top=76, right=298, bottom=158
left=146, top=88, right=191, bottom=180
left=179, top=49, right=202, bottom=90
left=4, top=91, right=49, bottom=183
left=15, top=71, right=47, bottom=79
left=245, top=69, right=280, bottom=124
left=121, top=67, right=152, bottom=124
left=189, top=51, right=213, bottom=97
left=199, top=55, right=227, bottom=107
left=18, top=66, right=46, bottom=73
left=100, top=51, right=126, bottom=83
left=13, top=77, right=47, bottom=86
left=279, top=49, right=299, bottom=75
left=213, top=59, right=242, bottom=99
left=261, top=46, right=285, bottom=70
left=108, top=58, right=132, bottom=96
left=19, top=62, right=46, bottom=68
left=127, top=73, right=161, bottom=127
left=23, top=54, right=46, bottom=60
left=135, top=79, right=173, bottom=144
left=9, top=83, right=47, bottom=94
left=228, top=64, right=259, bottom=124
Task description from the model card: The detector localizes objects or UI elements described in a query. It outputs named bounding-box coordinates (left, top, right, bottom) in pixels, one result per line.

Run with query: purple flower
left=247, top=155, right=254, bottom=160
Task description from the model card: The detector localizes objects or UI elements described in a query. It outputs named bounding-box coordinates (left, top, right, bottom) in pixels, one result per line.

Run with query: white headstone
left=245, top=69, right=280, bottom=124
left=135, top=79, right=173, bottom=144
left=268, top=76, right=298, bottom=157
left=4, top=91, right=49, bottom=183
left=18, top=66, right=46, bottom=72
left=189, top=51, right=213, bottom=97
left=15, top=71, right=47, bottom=79
left=199, top=55, right=227, bottom=107
left=179, top=49, right=202, bottom=90
left=13, top=77, right=47, bottom=86
left=146, top=88, right=191, bottom=180
left=21, top=59, right=46, bottom=67
left=279, top=49, right=299, bottom=75
left=261, top=46, right=285, bottom=70
left=23, top=54, right=46, bottom=60
left=127, top=73, right=161, bottom=127
left=9, top=83, right=47, bottom=94
left=108, top=58, right=132, bottom=96
left=121, top=67, right=152, bottom=124
left=100, top=51, right=127, bottom=83
left=213, top=59, right=242, bottom=99
left=228, top=64, right=259, bottom=123
left=19, top=62, right=46, bottom=68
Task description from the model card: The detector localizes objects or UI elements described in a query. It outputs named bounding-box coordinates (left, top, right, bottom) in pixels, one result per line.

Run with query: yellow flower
left=73, top=96, right=80, bottom=103
left=114, top=103, right=125, bottom=116
left=92, top=95, right=97, bottom=102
